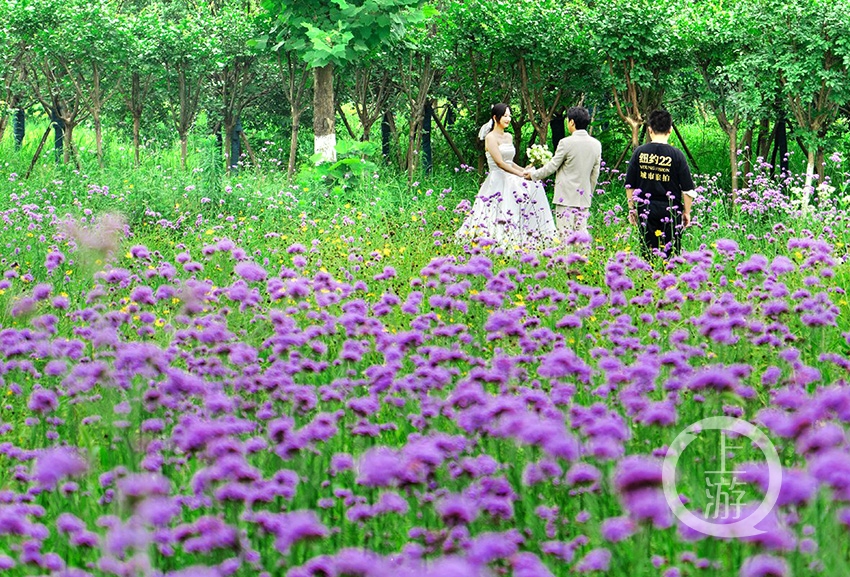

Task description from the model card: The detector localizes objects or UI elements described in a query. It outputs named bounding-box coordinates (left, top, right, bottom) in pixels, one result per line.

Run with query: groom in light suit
left=524, top=106, right=601, bottom=251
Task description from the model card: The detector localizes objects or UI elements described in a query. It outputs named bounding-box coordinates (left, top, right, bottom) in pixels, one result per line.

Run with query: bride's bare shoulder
left=485, top=132, right=511, bottom=146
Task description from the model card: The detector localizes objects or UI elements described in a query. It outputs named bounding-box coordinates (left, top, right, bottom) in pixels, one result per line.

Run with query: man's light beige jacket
left=531, top=129, right=601, bottom=208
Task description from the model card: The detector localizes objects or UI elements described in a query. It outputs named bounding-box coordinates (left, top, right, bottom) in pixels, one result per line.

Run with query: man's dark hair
left=647, top=109, right=672, bottom=134
left=567, top=106, right=591, bottom=130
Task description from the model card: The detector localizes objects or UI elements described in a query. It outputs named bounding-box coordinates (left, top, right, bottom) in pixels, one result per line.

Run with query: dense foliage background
left=1, top=0, right=849, bottom=186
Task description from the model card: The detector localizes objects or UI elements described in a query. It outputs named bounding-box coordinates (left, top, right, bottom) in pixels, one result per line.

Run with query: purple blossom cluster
left=0, top=170, right=849, bottom=576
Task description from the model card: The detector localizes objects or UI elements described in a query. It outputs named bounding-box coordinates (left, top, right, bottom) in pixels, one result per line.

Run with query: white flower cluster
left=526, top=144, right=553, bottom=167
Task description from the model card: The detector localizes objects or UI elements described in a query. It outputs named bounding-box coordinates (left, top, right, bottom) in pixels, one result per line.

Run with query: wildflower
left=356, top=447, right=402, bottom=487
left=715, top=239, right=739, bottom=254
left=136, top=497, right=180, bottom=527
left=601, top=516, right=636, bottom=542
left=27, top=388, right=59, bottom=414
left=33, top=447, right=88, bottom=490
left=613, top=455, right=672, bottom=528
left=538, top=346, right=593, bottom=383
left=234, top=261, right=267, bottom=282
left=513, top=552, right=554, bottom=577
left=739, top=554, right=790, bottom=577
left=32, top=283, right=52, bottom=301
left=467, top=531, right=522, bottom=565
left=436, top=494, right=479, bottom=526
left=272, top=511, right=328, bottom=553
left=56, top=513, right=86, bottom=535
left=566, top=463, right=602, bottom=491
left=116, top=473, right=171, bottom=500
left=574, top=548, right=612, bottom=573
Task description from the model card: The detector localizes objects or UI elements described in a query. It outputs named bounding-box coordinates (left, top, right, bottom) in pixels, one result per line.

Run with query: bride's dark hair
left=479, top=103, right=510, bottom=140
left=490, top=103, right=509, bottom=127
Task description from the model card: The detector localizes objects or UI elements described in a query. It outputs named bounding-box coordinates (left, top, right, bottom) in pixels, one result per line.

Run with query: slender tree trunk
left=133, top=113, right=141, bottom=168
left=422, top=100, right=433, bottom=176
left=804, top=148, right=815, bottom=192
left=313, top=63, right=336, bottom=163
left=223, top=119, right=235, bottom=171
left=770, top=115, right=788, bottom=177
left=816, top=147, right=825, bottom=183
left=93, top=108, right=104, bottom=168
left=63, top=123, right=74, bottom=165
left=741, top=126, right=753, bottom=187
left=629, top=121, right=641, bottom=150
left=445, top=98, right=456, bottom=128
left=13, top=108, right=25, bottom=151
left=431, top=107, right=466, bottom=167
left=728, top=125, right=738, bottom=201
left=229, top=117, right=241, bottom=172
left=381, top=110, right=391, bottom=163
left=180, top=132, right=188, bottom=169
left=335, top=101, right=357, bottom=140
left=52, top=113, right=64, bottom=164
left=0, top=114, right=8, bottom=146
left=550, top=112, right=566, bottom=149
left=26, top=124, right=51, bottom=180
left=777, top=119, right=788, bottom=175
left=288, top=111, right=301, bottom=177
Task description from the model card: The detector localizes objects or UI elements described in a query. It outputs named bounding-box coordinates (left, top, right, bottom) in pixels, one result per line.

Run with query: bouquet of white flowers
left=526, top=144, right=553, bottom=167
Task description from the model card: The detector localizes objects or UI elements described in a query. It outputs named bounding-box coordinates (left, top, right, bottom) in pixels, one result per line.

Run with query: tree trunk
left=804, top=148, right=815, bottom=192
left=223, top=118, right=235, bottom=171
left=381, top=110, right=391, bottom=163
left=445, top=99, right=456, bottom=128
left=288, top=111, right=301, bottom=177
left=229, top=117, right=242, bottom=173
left=431, top=106, right=466, bottom=167
left=63, top=122, right=74, bottom=165
left=740, top=126, right=753, bottom=187
left=774, top=116, right=788, bottom=176
left=133, top=113, right=141, bottom=168
left=93, top=108, right=104, bottom=169
left=13, top=108, right=25, bottom=151
left=422, top=100, right=433, bottom=176
left=26, top=124, right=52, bottom=179
left=550, top=112, right=566, bottom=149
left=629, top=120, right=641, bottom=150
left=180, top=133, right=188, bottom=169
left=313, top=63, right=336, bottom=163
left=816, top=146, right=825, bottom=183
left=728, top=125, right=738, bottom=201
left=52, top=113, right=64, bottom=164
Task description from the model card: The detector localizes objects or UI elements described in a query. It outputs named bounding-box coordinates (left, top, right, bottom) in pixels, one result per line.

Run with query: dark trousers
left=638, top=200, right=683, bottom=260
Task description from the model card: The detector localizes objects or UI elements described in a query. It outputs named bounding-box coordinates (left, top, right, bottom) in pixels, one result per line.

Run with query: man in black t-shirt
left=624, top=110, right=696, bottom=260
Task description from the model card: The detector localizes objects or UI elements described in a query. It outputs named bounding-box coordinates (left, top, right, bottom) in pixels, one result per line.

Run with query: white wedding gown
left=456, top=142, right=557, bottom=252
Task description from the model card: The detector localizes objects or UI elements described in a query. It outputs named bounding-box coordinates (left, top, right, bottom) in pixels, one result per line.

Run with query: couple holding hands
left=456, top=103, right=695, bottom=260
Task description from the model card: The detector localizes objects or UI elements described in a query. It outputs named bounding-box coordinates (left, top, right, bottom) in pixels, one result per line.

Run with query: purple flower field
left=0, top=161, right=849, bottom=576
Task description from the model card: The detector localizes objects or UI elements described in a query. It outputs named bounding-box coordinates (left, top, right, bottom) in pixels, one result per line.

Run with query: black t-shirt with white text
left=624, top=142, right=695, bottom=205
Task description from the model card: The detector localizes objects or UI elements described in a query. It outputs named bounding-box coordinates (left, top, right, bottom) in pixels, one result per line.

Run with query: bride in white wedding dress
left=456, top=103, right=556, bottom=252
